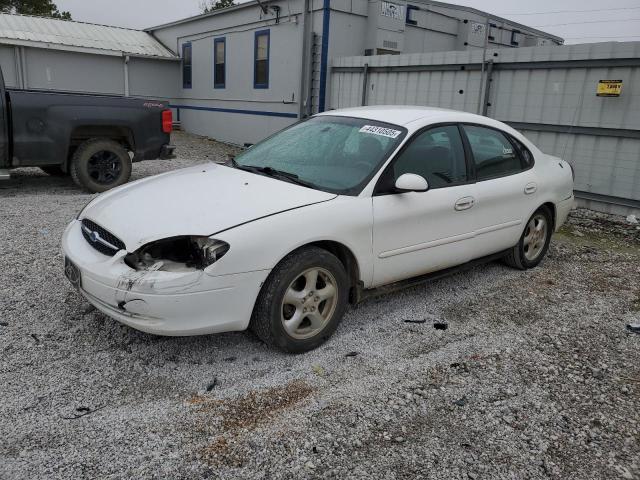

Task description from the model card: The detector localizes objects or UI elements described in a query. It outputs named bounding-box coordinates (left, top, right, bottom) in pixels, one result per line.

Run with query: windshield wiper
left=237, top=165, right=317, bottom=189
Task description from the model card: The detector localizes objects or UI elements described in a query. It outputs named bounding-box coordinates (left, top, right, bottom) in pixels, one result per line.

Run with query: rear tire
left=70, top=138, right=131, bottom=193
left=39, top=165, right=66, bottom=176
left=504, top=206, right=553, bottom=270
left=249, top=247, right=349, bottom=353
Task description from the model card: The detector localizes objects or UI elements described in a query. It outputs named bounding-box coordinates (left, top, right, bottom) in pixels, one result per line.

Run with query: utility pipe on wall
left=298, top=0, right=311, bottom=119
left=13, top=46, right=22, bottom=88
left=19, top=46, right=28, bottom=89
left=124, top=55, right=130, bottom=97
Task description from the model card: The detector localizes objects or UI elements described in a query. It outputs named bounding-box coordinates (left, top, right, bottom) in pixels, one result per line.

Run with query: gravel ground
left=1, top=131, right=639, bottom=479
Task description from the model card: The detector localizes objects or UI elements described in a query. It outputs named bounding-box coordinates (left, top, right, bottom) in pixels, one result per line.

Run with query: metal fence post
left=361, top=63, right=369, bottom=106
left=481, top=60, right=494, bottom=116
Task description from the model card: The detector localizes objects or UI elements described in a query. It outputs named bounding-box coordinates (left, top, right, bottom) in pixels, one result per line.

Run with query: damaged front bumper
left=61, top=220, right=269, bottom=336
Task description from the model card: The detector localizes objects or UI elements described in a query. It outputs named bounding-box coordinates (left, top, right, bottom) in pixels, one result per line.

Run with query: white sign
left=360, top=125, right=402, bottom=139
left=380, top=1, right=405, bottom=20
left=470, top=22, right=486, bottom=38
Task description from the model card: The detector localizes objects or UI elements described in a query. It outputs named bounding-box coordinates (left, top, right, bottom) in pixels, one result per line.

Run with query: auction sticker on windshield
left=359, top=125, right=402, bottom=138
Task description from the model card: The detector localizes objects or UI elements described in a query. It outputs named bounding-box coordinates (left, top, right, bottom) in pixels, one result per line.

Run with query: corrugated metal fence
left=330, top=42, right=640, bottom=215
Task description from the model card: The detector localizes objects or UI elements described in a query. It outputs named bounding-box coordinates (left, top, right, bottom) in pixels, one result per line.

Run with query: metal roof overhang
left=0, top=38, right=180, bottom=60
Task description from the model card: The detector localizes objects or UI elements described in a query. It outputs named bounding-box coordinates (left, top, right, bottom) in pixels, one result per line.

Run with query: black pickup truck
left=0, top=68, right=174, bottom=192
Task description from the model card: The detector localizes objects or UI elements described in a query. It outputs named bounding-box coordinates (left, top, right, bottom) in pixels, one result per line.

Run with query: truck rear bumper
left=133, top=143, right=175, bottom=162
left=159, top=144, right=176, bottom=160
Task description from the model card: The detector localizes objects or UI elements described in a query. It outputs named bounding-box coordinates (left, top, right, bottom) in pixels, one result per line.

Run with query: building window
left=511, top=30, right=520, bottom=46
left=214, top=38, right=225, bottom=88
left=182, top=42, right=192, bottom=89
left=254, top=30, right=269, bottom=89
left=488, top=23, right=496, bottom=41
left=406, top=5, right=418, bottom=25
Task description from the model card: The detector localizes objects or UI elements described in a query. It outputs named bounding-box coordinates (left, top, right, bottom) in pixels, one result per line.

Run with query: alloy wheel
left=281, top=267, right=339, bottom=340
left=87, top=150, right=122, bottom=185
left=523, top=213, right=548, bottom=261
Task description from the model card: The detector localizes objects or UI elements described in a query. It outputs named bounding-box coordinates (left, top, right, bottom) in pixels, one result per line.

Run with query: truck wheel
left=70, top=138, right=132, bottom=193
left=39, top=166, right=66, bottom=176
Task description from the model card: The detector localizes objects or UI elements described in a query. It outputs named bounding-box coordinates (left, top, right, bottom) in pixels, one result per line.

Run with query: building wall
left=427, top=3, right=561, bottom=49
left=0, top=44, right=18, bottom=87
left=153, top=0, right=308, bottom=145
left=128, top=57, right=180, bottom=98
left=24, top=48, right=125, bottom=94
left=149, top=0, right=562, bottom=145
left=0, top=44, right=178, bottom=101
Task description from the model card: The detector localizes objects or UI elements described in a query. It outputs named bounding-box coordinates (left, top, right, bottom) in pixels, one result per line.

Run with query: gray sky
left=55, top=0, right=640, bottom=43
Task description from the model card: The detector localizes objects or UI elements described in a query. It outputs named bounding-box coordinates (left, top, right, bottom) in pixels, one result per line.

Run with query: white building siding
left=24, top=48, right=125, bottom=94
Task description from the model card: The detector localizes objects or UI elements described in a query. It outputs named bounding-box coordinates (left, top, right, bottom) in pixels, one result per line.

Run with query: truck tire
left=39, top=166, right=66, bottom=176
left=70, top=138, right=132, bottom=193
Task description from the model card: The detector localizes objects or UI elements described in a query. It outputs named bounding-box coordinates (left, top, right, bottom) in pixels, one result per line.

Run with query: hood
left=81, top=163, right=336, bottom=251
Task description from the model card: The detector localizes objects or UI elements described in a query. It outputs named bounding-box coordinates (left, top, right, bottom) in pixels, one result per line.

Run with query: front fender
left=206, top=196, right=375, bottom=287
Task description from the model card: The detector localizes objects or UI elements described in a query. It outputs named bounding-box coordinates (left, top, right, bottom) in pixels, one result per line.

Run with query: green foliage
left=200, top=0, right=235, bottom=13
left=0, top=0, right=72, bottom=20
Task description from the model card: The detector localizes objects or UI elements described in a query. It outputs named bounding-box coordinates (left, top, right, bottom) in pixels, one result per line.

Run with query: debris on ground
left=626, top=323, right=640, bottom=334
left=453, top=396, right=469, bottom=407
left=205, top=378, right=219, bottom=392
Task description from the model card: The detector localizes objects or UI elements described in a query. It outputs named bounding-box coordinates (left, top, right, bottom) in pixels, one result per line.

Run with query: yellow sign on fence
left=597, top=80, right=623, bottom=97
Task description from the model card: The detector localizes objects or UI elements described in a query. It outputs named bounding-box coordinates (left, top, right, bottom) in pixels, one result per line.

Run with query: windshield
left=233, top=116, right=407, bottom=195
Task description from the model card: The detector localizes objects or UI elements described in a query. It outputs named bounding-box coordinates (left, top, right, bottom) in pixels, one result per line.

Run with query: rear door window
left=463, top=125, right=526, bottom=181
left=509, top=136, right=535, bottom=168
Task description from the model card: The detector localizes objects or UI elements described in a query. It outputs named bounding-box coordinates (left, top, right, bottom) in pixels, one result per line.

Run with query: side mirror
left=395, top=173, right=429, bottom=193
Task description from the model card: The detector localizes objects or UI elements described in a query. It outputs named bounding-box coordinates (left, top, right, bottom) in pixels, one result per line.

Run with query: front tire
left=504, top=206, right=553, bottom=270
left=70, top=138, right=132, bottom=193
left=250, top=247, right=349, bottom=353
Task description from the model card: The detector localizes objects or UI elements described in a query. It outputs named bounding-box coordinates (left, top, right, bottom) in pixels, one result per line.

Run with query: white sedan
left=62, top=106, right=574, bottom=352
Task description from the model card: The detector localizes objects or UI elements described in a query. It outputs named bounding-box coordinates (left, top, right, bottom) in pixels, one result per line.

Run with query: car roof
left=316, top=105, right=494, bottom=128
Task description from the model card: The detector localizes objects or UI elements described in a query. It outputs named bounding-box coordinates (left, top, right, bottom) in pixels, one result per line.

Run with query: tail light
left=162, top=109, right=173, bottom=133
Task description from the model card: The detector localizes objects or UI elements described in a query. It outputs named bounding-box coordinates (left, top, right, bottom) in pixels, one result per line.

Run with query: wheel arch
left=67, top=125, right=135, bottom=168
left=541, top=201, right=557, bottom=230
left=274, top=240, right=362, bottom=304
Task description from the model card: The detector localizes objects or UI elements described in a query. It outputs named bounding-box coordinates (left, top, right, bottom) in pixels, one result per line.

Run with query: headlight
left=124, top=236, right=230, bottom=272
left=194, top=237, right=230, bottom=266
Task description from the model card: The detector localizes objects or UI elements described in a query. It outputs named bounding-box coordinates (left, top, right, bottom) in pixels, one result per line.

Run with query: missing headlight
left=124, top=236, right=230, bottom=272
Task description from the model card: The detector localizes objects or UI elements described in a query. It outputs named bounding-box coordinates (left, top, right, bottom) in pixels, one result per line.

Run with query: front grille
left=81, top=218, right=126, bottom=256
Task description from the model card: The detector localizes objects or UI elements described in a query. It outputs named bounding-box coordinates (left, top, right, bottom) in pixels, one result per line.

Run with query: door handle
left=524, top=183, right=537, bottom=195
left=454, top=196, right=475, bottom=211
